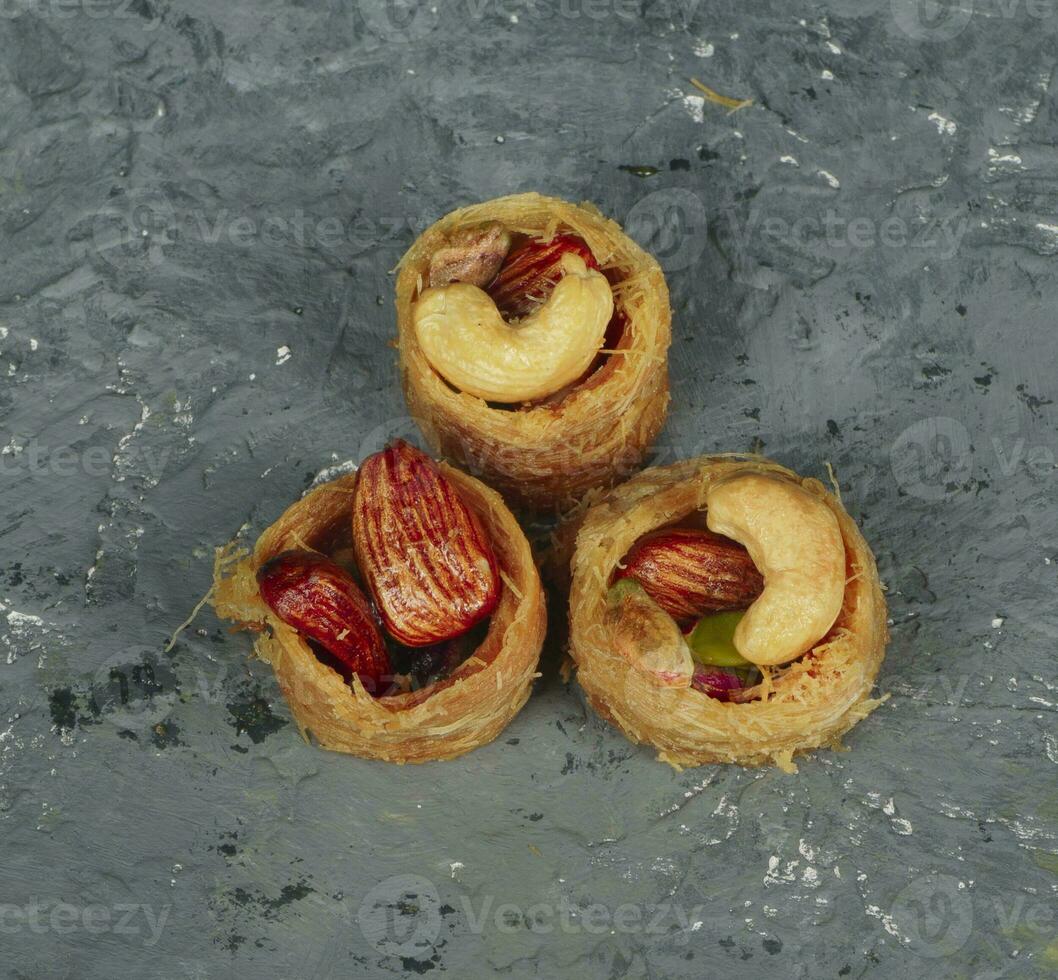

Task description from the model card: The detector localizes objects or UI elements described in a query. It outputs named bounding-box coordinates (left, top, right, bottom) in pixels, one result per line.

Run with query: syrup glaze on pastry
left=397, top=192, right=671, bottom=511
left=212, top=442, right=547, bottom=763
left=567, top=455, right=888, bottom=770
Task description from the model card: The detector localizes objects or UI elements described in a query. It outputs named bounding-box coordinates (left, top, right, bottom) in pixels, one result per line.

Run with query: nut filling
left=256, top=440, right=502, bottom=698
left=413, top=226, right=623, bottom=405
left=569, top=455, right=887, bottom=769
left=609, top=476, right=847, bottom=702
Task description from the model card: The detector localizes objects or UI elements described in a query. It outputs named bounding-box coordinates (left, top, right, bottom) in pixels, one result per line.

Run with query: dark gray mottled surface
left=1, top=0, right=1056, bottom=976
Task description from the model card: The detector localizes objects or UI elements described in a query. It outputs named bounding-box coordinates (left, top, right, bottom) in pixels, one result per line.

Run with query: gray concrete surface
left=1, top=0, right=1056, bottom=976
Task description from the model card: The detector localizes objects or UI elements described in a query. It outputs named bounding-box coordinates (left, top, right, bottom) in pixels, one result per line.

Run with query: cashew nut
left=412, top=252, right=613, bottom=403
left=704, top=474, right=846, bottom=666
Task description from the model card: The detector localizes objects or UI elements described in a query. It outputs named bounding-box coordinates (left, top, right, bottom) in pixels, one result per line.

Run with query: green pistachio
left=686, top=611, right=752, bottom=668
left=606, top=577, right=646, bottom=605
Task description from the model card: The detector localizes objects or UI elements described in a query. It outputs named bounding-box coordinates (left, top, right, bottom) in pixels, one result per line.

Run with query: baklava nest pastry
left=567, top=455, right=888, bottom=770
left=212, top=442, right=547, bottom=763
left=396, top=192, right=671, bottom=511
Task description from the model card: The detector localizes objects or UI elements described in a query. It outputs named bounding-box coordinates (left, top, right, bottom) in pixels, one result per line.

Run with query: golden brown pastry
left=567, top=455, right=888, bottom=770
left=396, top=192, right=671, bottom=511
left=212, top=441, right=547, bottom=763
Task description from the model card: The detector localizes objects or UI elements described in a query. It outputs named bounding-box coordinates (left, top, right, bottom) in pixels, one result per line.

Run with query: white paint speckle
left=991, top=616, right=1005, bottom=628
left=928, top=111, right=957, bottom=136
left=779, top=155, right=799, bottom=166
left=276, top=345, right=292, bottom=366
left=310, top=459, right=357, bottom=488
left=682, top=94, right=706, bottom=124
left=988, top=147, right=1023, bottom=172
left=817, top=169, right=841, bottom=189
left=826, top=41, right=842, bottom=55
left=821, top=69, right=834, bottom=80
left=7, top=611, right=44, bottom=629
left=693, top=39, right=714, bottom=57
left=865, top=904, right=902, bottom=938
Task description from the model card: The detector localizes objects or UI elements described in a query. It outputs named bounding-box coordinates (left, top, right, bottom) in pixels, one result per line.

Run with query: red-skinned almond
left=487, top=233, right=600, bottom=320
left=352, top=440, right=500, bottom=647
left=614, top=528, right=764, bottom=622
left=256, top=550, right=392, bottom=691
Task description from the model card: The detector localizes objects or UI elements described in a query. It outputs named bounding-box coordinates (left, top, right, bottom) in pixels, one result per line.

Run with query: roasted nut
left=685, top=610, right=752, bottom=668
left=413, top=252, right=613, bottom=403
left=428, top=221, right=512, bottom=288
left=397, top=637, right=466, bottom=688
left=256, top=550, right=392, bottom=690
left=487, top=233, right=599, bottom=319
left=690, top=666, right=747, bottom=702
left=605, top=579, right=692, bottom=688
left=352, top=439, right=500, bottom=647
left=705, top=474, right=846, bottom=666
left=614, top=527, right=764, bottom=621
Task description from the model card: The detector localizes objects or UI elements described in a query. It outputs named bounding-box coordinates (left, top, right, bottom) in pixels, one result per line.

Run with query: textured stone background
left=1, top=0, right=1057, bottom=976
